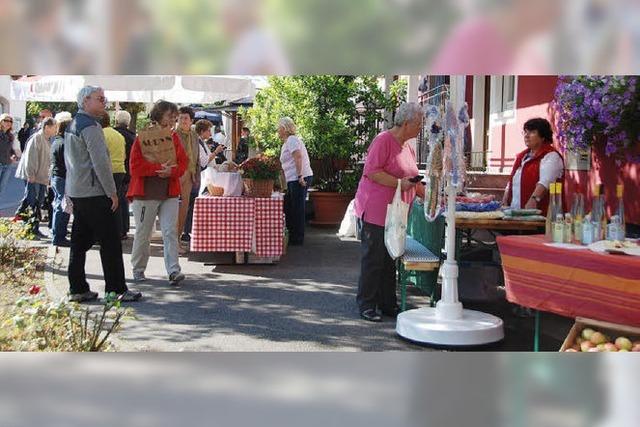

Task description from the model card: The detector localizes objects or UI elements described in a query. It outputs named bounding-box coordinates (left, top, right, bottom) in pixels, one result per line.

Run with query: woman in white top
left=278, top=117, right=313, bottom=245
left=502, top=118, right=564, bottom=215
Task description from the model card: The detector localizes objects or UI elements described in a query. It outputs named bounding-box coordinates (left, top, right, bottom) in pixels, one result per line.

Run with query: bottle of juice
left=614, top=184, right=626, bottom=240
left=545, top=183, right=557, bottom=241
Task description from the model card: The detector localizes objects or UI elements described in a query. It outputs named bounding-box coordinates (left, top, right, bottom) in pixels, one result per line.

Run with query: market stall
left=190, top=195, right=284, bottom=264
left=497, top=234, right=640, bottom=350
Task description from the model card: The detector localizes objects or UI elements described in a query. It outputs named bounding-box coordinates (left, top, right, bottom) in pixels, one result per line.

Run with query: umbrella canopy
left=10, top=75, right=256, bottom=104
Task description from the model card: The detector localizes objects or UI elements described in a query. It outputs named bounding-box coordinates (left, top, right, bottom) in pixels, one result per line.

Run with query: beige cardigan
left=15, top=130, right=51, bottom=185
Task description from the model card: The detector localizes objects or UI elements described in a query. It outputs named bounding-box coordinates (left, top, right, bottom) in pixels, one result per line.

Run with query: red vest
left=508, top=144, right=564, bottom=215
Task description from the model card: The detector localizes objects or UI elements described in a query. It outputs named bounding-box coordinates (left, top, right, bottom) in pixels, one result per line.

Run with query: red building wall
left=483, top=75, right=639, bottom=225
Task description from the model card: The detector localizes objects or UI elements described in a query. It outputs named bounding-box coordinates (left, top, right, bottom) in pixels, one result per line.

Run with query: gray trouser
left=131, top=198, right=181, bottom=278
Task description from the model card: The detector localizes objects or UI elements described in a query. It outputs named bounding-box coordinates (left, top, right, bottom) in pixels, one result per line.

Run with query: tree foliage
left=240, top=75, right=407, bottom=191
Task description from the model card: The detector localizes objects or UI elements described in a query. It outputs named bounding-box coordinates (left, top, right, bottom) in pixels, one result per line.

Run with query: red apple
left=565, top=348, right=578, bottom=352
left=587, top=347, right=600, bottom=352
left=603, top=343, right=618, bottom=352
left=580, top=341, right=595, bottom=352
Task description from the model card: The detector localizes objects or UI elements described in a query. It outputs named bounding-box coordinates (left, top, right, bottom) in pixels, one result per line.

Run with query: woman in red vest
left=502, top=118, right=564, bottom=215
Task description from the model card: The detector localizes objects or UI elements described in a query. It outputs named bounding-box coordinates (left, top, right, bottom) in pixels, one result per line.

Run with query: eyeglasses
left=2, top=119, right=12, bottom=123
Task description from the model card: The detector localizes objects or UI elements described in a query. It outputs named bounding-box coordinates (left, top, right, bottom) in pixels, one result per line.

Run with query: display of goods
left=560, top=317, right=640, bottom=352
left=207, top=185, right=225, bottom=197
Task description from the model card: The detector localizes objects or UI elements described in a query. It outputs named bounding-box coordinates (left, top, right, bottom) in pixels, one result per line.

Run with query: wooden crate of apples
left=560, top=317, right=640, bottom=352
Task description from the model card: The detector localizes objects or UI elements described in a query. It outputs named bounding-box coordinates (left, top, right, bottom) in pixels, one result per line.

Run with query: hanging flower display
left=552, top=76, right=640, bottom=163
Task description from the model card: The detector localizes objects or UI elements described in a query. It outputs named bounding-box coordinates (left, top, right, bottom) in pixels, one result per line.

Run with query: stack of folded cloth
left=502, top=208, right=546, bottom=222
left=454, top=193, right=504, bottom=219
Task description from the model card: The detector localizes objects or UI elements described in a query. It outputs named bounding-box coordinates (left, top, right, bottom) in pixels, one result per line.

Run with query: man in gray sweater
left=64, top=86, right=141, bottom=302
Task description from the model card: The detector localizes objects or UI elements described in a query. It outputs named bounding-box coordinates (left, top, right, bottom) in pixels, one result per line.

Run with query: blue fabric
left=455, top=201, right=502, bottom=212
left=51, top=176, right=70, bottom=243
left=0, top=164, right=12, bottom=199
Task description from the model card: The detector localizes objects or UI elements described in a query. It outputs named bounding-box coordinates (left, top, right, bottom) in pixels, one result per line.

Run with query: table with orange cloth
left=497, top=234, right=640, bottom=327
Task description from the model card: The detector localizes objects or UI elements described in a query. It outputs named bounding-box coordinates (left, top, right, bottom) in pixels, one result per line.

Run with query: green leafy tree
left=241, top=75, right=407, bottom=192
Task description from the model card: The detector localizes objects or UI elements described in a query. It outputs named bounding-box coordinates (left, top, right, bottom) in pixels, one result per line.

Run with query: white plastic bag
left=62, top=195, right=73, bottom=215
left=337, top=199, right=357, bottom=238
left=384, top=180, right=409, bottom=259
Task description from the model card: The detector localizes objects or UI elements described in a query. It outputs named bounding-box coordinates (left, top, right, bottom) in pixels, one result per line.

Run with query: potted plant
left=239, top=155, right=281, bottom=198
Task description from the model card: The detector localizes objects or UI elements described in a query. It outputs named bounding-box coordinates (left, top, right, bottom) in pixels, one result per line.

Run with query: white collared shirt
left=511, top=151, right=563, bottom=209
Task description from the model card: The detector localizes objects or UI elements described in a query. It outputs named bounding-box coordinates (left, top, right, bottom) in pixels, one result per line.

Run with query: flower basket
left=243, top=178, right=274, bottom=198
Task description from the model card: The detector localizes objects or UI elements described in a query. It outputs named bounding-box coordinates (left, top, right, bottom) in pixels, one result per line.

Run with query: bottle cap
left=593, top=184, right=600, bottom=197
left=617, top=184, right=623, bottom=198
left=556, top=182, right=562, bottom=193
left=549, top=182, right=556, bottom=194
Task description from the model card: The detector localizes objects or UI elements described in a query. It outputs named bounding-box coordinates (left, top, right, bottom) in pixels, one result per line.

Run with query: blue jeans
left=0, top=164, right=13, bottom=199
left=16, top=181, right=46, bottom=225
left=284, top=176, right=312, bottom=245
left=51, top=176, right=70, bottom=243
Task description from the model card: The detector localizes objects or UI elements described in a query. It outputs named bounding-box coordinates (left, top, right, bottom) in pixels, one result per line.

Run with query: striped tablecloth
left=191, top=196, right=284, bottom=257
left=497, top=234, right=640, bottom=326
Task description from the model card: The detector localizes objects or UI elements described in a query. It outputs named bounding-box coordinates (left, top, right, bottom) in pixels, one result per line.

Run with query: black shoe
left=69, top=291, right=99, bottom=303
left=381, top=306, right=401, bottom=318
left=117, top=290, right=142, bottom=302
left=360, top=308, right=382, bottom=322
left=53, top=239, right=71, bottom=247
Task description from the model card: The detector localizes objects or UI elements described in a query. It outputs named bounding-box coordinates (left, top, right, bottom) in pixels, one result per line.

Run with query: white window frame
left=489, top=76, right=517, bottom=124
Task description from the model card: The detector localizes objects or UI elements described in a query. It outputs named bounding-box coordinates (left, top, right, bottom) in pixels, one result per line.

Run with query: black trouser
left=68, top=196, right=128, bottom=295
left=113, top=173, right=128, bottom=237
left=356, top=219, right=397, bottom=313
left=284, top=176, right=312, bottom=245
left=183, top=181, right=200, bottom=235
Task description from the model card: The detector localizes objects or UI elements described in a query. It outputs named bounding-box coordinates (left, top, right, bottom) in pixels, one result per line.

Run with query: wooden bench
left=399, top=236, right=440, bottom=311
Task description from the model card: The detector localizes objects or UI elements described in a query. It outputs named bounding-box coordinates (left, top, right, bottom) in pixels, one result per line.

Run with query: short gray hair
left=77, top=85, right=102, bottom=110
left=278, top=117, right=296, bottom=136
left=114, top=110, right=132, bottom=127
left=393, top=102, right=423, bottom=127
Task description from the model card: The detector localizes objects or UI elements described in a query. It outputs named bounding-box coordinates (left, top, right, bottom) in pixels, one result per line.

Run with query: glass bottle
left=615, top=184, right=626, bottom=240
left=553, top=213, right=565, bottom=243
left=564, top=213, right=573, bottom=243
left=582, top=213, right=594, bottom=245
left=608, top=215, right=621, bottom=241
left=545, top=183, right=557, bottom=241
left=571, top=193, right=585, bottom=245
left=591, top=184, right=604, bottom=242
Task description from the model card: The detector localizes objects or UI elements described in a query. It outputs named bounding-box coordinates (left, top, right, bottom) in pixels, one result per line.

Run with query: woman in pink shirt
left=354, top=103, right=425, bottom=322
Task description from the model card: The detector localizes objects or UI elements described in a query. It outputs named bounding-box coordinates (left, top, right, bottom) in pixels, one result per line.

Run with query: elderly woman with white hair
left=354, top=102, right=425, bottom=322
left=278, top=117, right=313, bottom=246
left=49, top=111, right=73, bottom=246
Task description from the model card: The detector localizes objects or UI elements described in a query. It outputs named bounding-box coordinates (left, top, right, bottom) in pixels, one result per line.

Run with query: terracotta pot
left=309, top=191, right=354, bottom=226
left=243, top=179, right=274, bottom=198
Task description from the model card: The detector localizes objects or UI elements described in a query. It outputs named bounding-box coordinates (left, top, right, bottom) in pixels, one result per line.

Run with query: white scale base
left=396, top=307, right=504, bottom=347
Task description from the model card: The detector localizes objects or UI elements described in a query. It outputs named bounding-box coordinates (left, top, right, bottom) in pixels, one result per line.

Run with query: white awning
left=10, top=75, right=256, bottom=104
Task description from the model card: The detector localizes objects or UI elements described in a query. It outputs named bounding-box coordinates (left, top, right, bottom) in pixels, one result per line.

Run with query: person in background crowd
left=30, top=109, right=53, bottom=138
left=0, top=114, right=17, bottom=202
left=99, top=111, right=127, bottom=237
left=207, top=125, right=227, bottom=165
left=174, top=106, right=200, bottom=245
left=49, top=111, right=73, bottom=247
left=18, top=121, right=31, bottom=153
left=195, top=119, right=221, bottom=171
left=277, top=117, right=313, bottom=246
left=15, top=117, right=56, bottom=239
left=235, top=126, right=251, bottom=164
left=353, top=102, right=425, bottom=322
left=64, top=86, right=141, bottom=303
left=128, top=100, right=188, bottom=286
left=114, top=110, right=137, bottom=239
left=502, top=118, right=564, bottom=214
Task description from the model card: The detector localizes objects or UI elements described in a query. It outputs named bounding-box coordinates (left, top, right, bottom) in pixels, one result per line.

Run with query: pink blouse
left=354, top=131, right=419, bottom=227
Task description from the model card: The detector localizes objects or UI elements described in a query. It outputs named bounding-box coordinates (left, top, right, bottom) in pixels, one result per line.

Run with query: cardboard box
left=560, top=317, right=640, bottom=352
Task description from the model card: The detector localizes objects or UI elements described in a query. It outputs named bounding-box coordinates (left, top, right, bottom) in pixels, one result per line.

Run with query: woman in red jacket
left=128, top=100, right=188, bottom=286
left=502, top=118, right=564, bottom=215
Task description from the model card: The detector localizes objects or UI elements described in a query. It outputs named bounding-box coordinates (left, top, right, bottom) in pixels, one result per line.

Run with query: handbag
left=384, top=179, right=409, bottom=259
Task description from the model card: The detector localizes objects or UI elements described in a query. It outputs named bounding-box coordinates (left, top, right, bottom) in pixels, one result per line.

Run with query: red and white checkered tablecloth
left=191, top=196, right=284, bottom=257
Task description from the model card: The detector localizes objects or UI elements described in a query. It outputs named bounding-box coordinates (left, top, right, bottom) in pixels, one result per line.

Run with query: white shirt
left=510, top=151, right=563, bottom=209
left=198, top=138, right=213, bottom=169
left=279, top=135, right=313, bottom=182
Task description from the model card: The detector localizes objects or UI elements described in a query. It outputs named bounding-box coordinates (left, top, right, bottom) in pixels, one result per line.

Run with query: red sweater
left=127, top=131, right=188, bottom=200
left=507, top=144, right=564, bottom=215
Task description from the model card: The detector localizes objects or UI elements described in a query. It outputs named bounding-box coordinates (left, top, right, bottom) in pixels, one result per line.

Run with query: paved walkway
left=47, top=227, right=433, bottom=351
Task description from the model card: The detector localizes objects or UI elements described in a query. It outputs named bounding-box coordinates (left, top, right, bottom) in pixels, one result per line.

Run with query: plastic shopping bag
left=384, top=179, right=409, bottom=259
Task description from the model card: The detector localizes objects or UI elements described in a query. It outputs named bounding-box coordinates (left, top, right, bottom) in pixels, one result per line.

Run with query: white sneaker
left=132, top=271, right=146, bottom=282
